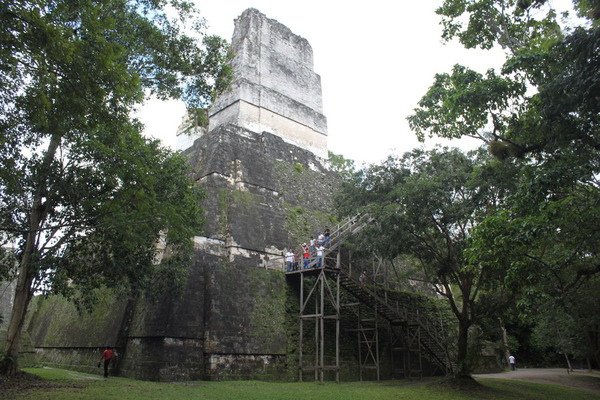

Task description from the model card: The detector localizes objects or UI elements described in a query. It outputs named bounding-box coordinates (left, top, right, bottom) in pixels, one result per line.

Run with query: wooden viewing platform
left=285, top=213, right=452, bottom=382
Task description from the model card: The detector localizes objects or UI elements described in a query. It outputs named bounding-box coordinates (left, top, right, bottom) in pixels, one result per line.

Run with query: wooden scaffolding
left=285, top=213, right=452, bottom=382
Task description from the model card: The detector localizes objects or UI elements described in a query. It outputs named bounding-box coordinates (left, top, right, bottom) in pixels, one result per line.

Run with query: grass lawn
left=4, top=367, right=598, bottom=400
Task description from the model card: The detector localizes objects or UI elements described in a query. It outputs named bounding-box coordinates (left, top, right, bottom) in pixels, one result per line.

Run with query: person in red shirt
left=99, top=346, right=114, bottom=378
left=301, top=243, right=310, bottom=269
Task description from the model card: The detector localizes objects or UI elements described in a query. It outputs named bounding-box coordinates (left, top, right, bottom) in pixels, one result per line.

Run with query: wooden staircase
left=332, top=268, right=451, bottom=375
left=288, top=212, right=453, bottom=379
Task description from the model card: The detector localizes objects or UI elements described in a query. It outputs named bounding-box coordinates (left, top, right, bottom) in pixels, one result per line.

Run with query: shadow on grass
left=0, top=370, right=84, bottom=395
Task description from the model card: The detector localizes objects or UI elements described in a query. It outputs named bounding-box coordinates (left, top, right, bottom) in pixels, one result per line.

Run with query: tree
left=409, top=0, right=600, bottom=369
left=0, top=0, right=231, bottom=375
left=327, top=151, right=356, bottom=181
left=338, top=148, right=520, bottom=377
left=468, top=182, right=600, bottom=367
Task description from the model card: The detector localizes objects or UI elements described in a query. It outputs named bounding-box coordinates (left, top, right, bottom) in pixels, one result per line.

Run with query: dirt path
left=474, top=368, right=600, bottom=396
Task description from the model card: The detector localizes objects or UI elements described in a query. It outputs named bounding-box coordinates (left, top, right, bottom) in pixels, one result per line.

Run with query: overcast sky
left=137, top=1, right=517, bottom=165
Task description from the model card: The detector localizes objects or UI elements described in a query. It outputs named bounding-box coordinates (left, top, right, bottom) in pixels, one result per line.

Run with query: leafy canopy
left=337, top=147, right=520, bottom=375
left=0, top=0, right=230, bottom=305
left=409, top=0, right=600, bottom=366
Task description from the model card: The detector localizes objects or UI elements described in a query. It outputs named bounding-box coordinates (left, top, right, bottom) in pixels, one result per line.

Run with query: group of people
left=285, top=229, right=331, bottom=271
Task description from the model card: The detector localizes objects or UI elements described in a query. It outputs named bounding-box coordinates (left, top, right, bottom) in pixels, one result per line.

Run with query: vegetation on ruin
left=0, top=0, right=231, bottom=375
left=2, top=367, right=598, bottom=400
left=247, top=268, right=287, bottom=353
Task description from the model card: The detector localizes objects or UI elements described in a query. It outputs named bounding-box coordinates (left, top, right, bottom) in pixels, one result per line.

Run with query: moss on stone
left=216, top=188, right=230, bottom=237
left=272, top=159, right=340, bottom=215
left=284, top=205, right=311, bottom=245
left=26, top=288, right=127, bottom=348
left=283, top=203, right=338, bottom=246
left=248, top=268, right=287, bottom=351
left=231, top=189, right=255, bottom=206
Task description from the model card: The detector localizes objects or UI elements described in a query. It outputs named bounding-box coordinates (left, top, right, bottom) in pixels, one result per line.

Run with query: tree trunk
left=588, top=328, right=600, bottom=369
left=1, top=264, right=34, bottom=375
left=456, top=318, right=471, bottom=377
left=1, top=133, right=61, bottom=376
left=563, top=352, right=573, bottom=373
left=499, top=318, right=511, bottom=369
left=2, top=197, right=45, bottom=375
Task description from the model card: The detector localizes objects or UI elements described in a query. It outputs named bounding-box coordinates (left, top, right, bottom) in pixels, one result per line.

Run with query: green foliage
left=413, top=0, right=599, bottom=163
left=0, top=0, right=229, bottom=370
left=408, top=65, right=526, bottom=142
left=293, top=162, right=304, bottom=174
left=410, top=0, right=600, bottom=369
left=337, top=147, right=521, bottom=376
left=179, top=34, right=233, bottom=133
left=327, top=151, right=356, bottom=181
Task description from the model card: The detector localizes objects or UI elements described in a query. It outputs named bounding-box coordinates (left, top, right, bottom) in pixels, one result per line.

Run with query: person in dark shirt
left=323, top=228, right=331, bottom=247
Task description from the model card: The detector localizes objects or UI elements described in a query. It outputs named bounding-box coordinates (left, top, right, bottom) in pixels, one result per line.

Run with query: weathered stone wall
left=116, top=251, right=206, bottom=381
left=209, top=8, right=328, bottom=158
left=186, top=124, right=338, bottom=252
left=23, top=290, right=129, bottom=374
left=26, top=291, right=127, bottom=349
left=175, top=124, right=339, bottom=380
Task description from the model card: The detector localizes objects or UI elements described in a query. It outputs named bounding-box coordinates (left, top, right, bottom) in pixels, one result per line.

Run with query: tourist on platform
left=359, top=271, right=367, bottom=288
left=301, top=243, right=310, bottom=269
left=309, top=236, right=316, bottom=254
left=317, top=232, right=325, bottom=246
left=316, top=245, right=325, bottom=268
left=323, top=228, right=331, bottom=247
left=285, top=249, right=295, bottom=271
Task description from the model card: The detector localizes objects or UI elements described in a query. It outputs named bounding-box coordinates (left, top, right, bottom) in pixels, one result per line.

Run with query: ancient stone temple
left=22, top=9, right=452, bottom=381
left=25, top=8, right=339, bottom=381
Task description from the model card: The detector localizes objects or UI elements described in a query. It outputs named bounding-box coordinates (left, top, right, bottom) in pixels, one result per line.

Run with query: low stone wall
left=29, top=347, right=114, bottom=376
left=204, top=353, right=287, bottom=380
left=119, top=336, right=204, bottom=381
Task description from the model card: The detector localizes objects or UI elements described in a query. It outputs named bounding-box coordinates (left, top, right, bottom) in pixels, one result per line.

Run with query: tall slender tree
left=0, top=0, right=231, bottom=375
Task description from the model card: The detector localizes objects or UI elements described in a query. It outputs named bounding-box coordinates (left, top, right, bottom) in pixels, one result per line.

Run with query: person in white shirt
left=285, top=250, right=295, bottom=271
left=508, top=354, right=516, bottom=371
left=316, top=245, right=324, bottom=268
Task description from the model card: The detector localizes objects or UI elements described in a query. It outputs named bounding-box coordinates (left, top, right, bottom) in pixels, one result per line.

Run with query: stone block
left=209, top=8, right=328, bottom=158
